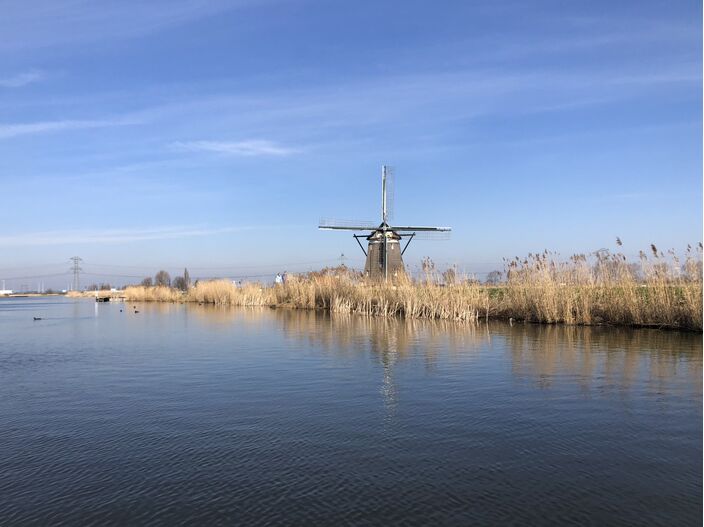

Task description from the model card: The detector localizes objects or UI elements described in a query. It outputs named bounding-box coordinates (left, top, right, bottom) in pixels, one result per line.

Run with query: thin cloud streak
left=0, top=117, right=142, bottom=139
left=0, top=226, right=269, bottom=247
left=171, top=139, right=300, bottom=156
left=1, top=61, right=697, bottom=144
left=160, top=62, right=701, bottom=131
left=0, top=69, right=45, bottom=87
left=0, top=1, right=255, bottom=51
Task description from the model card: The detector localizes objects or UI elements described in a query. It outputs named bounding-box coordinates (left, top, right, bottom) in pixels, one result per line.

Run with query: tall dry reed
left=112, top=245, right=702, bottom=330
left=499, top=245, right=702, bottom=329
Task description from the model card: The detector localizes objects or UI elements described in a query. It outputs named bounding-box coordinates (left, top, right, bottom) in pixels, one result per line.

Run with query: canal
left=1, top=297, right=701, bottom=525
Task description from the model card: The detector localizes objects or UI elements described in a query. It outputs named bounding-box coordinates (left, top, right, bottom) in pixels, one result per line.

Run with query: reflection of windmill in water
left=371, top=319, right=402, bottom=421
left=319, top=165, right=451, bottom=280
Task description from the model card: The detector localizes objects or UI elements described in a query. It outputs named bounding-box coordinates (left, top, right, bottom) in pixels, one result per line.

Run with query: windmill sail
left=381, top=165, right=396, bottom=223
left=390, top=226, right=451, bottom=231
left=319, top=219, right=378, bottom=230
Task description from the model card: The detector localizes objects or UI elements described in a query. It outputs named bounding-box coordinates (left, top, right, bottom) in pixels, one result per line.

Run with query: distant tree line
left=86, top=283, right=112, bottom=291
left=140, top=268, right=191, bottom=291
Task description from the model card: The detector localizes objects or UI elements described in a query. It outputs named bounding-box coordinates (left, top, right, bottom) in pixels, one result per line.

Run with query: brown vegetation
left=497, top=245, right=702, bottom=330
left=78, top=244, right=703, bottom=331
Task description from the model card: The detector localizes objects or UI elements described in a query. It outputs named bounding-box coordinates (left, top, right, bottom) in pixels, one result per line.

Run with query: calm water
left=1, top=297, right=701, bottom=526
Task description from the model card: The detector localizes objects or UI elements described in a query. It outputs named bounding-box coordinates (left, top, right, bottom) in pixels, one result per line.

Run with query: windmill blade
left=385, top=165, right=395, bottom=221
left=411, top=231, right=452, bottom=241
left=319, top=218, right=377, bottom=230
left=319, top=226, right=376, bottom=231
left=390, top=226, right=451, bottom=232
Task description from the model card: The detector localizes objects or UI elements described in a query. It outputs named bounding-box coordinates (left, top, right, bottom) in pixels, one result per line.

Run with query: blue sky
left=0, top=0, right=701, bottom=288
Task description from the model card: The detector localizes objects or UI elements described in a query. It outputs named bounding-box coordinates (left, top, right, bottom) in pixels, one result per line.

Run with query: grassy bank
left=75, top=246, right=703, bottom=331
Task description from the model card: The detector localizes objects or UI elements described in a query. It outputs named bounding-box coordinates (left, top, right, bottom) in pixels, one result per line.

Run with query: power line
left=0, top=258, right=368, bottom=284
left=0, top=262, right=68, bottom=272
left=81, top=271, right=145, bottom=279
left=83, top=258, right=351, bottom=271
left=0, top=271, right=70, bottom=280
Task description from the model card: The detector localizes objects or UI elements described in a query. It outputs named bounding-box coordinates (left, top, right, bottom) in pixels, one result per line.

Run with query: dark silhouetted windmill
left=319, top=165, right=451, bottom=281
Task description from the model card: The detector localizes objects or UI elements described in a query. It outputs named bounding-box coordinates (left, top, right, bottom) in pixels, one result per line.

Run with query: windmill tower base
left=364, top=234, right=405, bottom=280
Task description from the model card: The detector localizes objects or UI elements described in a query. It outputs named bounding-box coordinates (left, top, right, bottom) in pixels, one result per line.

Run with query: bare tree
left=154, top=270, right=171, bottom=287
left=486, top=270, right=503, bottom=285
left=173, top=276, right=188, bottom=291
left=141, top=277, right=153, bottom=287
left=442, top=267, right=456, bottom=286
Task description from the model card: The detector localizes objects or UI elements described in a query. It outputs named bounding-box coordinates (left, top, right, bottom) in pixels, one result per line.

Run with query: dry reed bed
left=101, top=247, right=704, bottom=330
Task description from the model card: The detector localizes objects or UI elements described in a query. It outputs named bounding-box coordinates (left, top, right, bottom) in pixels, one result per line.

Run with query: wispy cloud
left=0, top=69, right=45, bottom=88
left=597, top=192, right=663, bottom=202
left=0, top=1, right=255, bottom=51
left=0, top=117, right=141, bottom=139
left=152, top=61, right=700, bottom=140
left=171, top=139, right=300, bottom=156
left=0, top=226, right=260, bottom=247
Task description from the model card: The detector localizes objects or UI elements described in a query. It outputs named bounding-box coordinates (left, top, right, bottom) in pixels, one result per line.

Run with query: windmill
left=319, top=165, right=451, bottom=281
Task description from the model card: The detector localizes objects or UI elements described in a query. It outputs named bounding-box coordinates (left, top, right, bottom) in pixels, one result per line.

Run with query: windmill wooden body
left=319, top=166, right=451, bottom=281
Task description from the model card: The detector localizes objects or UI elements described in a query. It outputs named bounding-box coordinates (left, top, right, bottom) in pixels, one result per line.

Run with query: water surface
left=1, top=297, right=701, bottom=525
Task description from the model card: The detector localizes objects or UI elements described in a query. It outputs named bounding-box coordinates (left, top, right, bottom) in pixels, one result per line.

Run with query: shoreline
left=67, top=276, right=703, bottom=332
